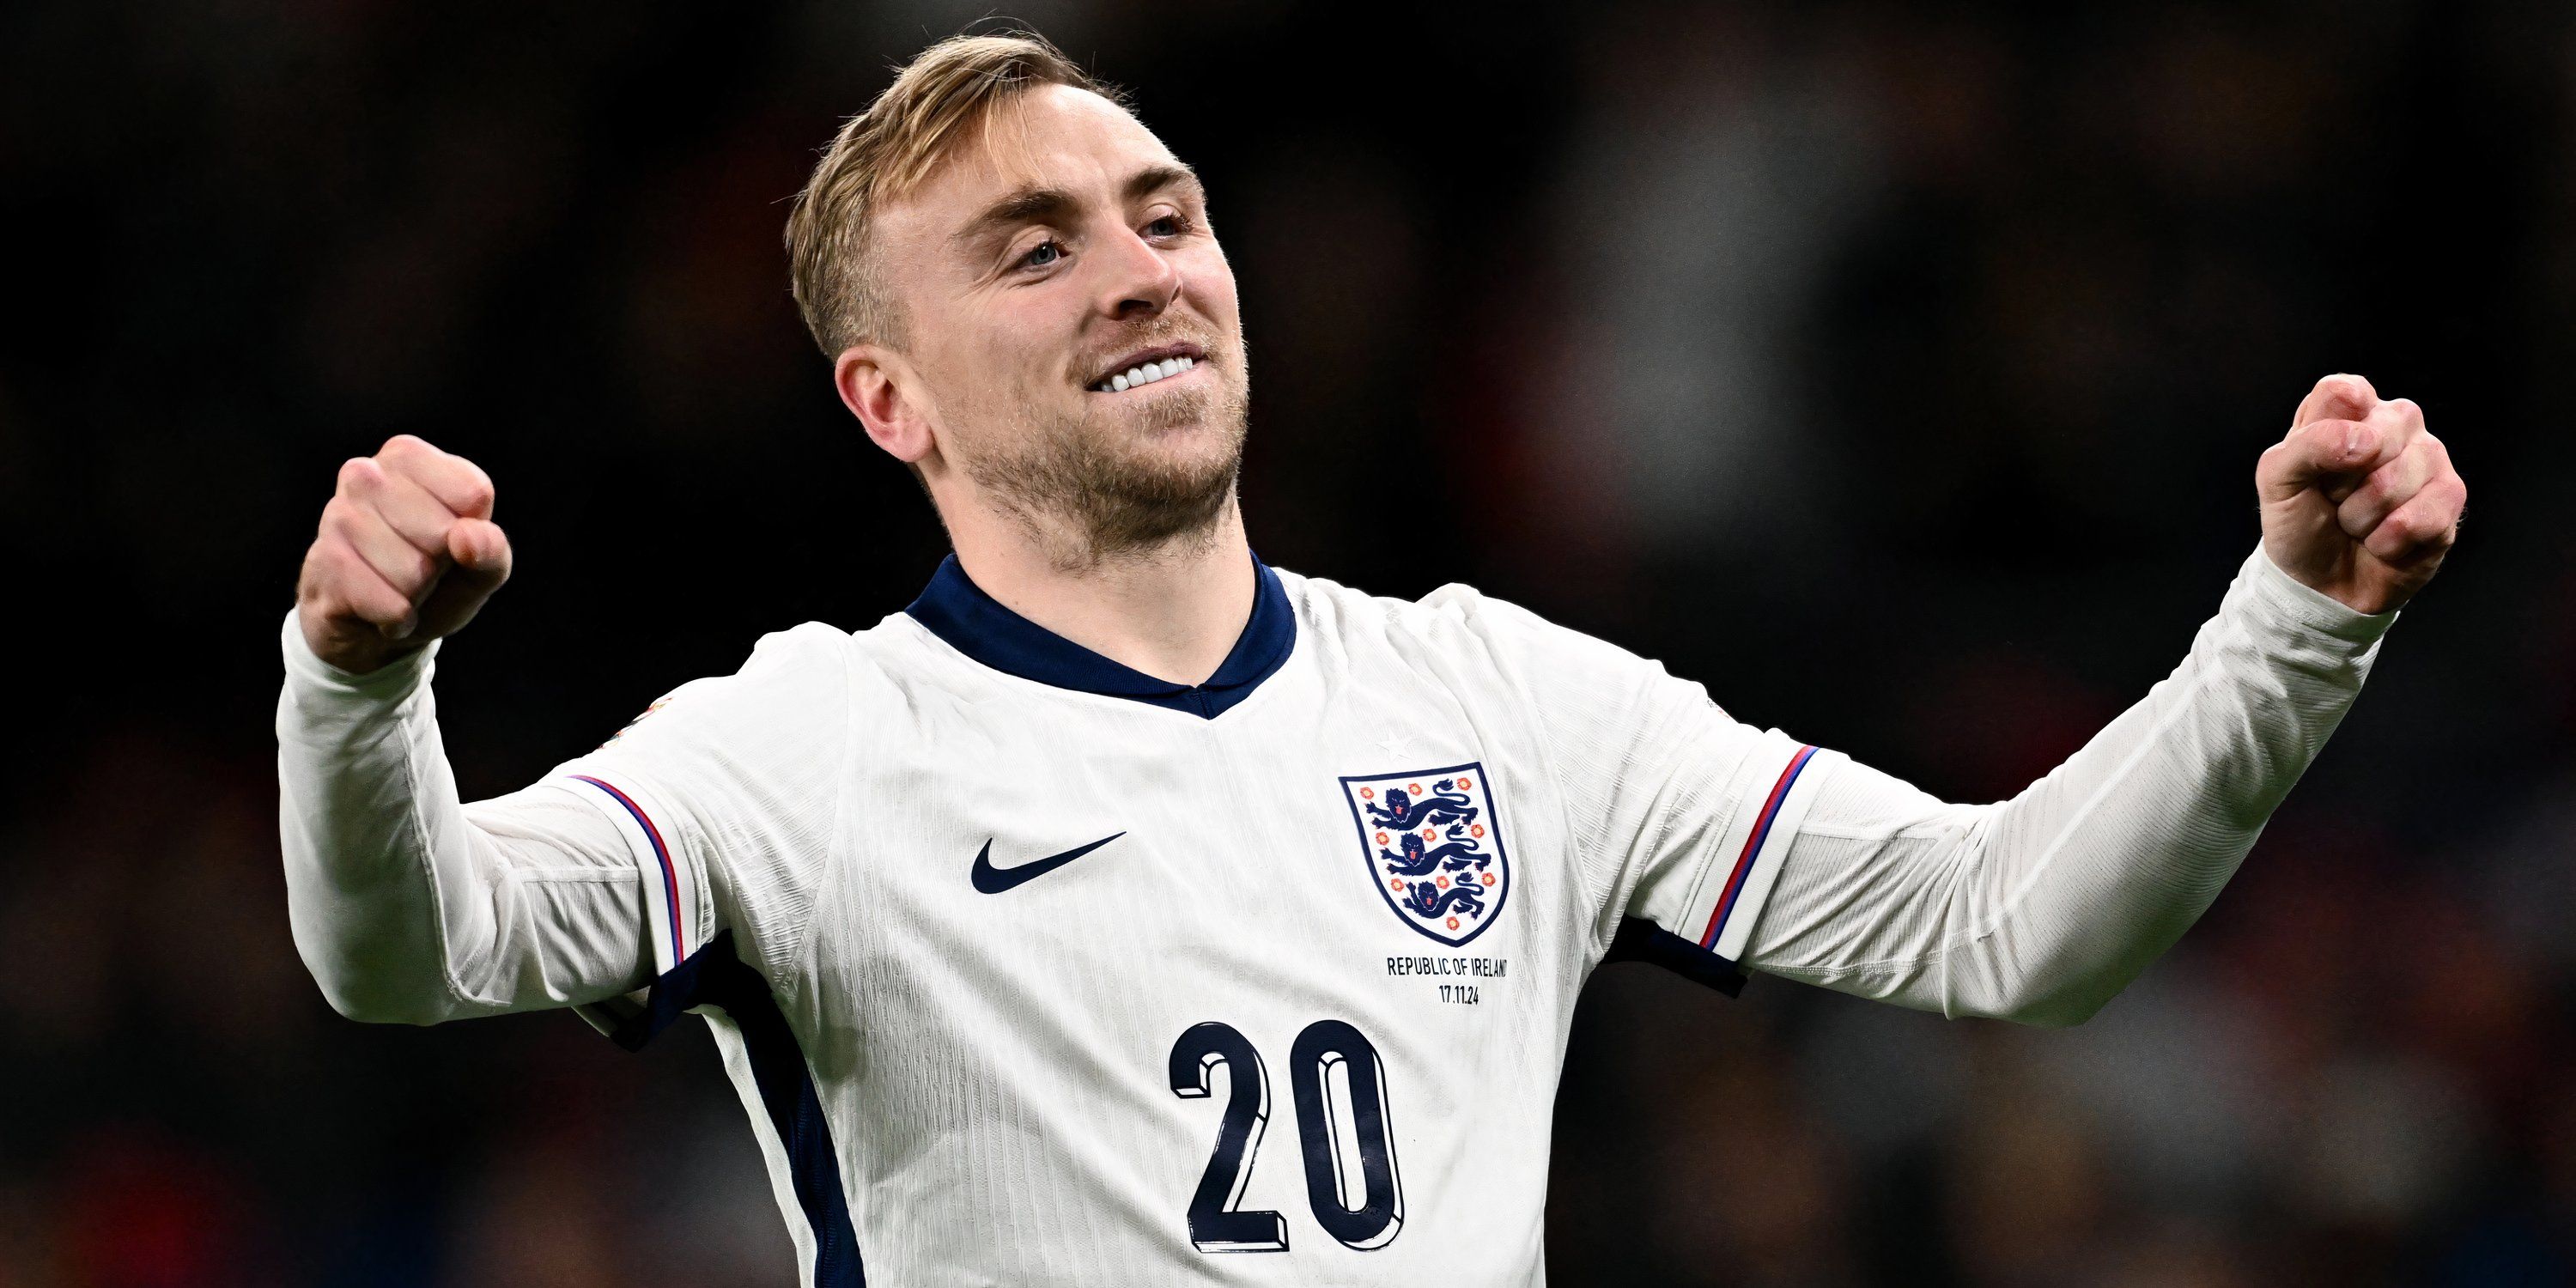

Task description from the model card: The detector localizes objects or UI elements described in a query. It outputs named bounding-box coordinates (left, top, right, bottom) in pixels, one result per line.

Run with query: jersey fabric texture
left=544, top=556, right=1834, bottom=1285
left=276, top=544, right=2397, bottom=1286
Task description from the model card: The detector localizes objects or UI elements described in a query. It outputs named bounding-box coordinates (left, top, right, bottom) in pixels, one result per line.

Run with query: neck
left=943, top=493, right=1256, bottom=686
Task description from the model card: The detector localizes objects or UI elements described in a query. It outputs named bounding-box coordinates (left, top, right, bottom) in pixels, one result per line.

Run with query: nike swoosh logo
left=970, top=832, right=1126, bottom=894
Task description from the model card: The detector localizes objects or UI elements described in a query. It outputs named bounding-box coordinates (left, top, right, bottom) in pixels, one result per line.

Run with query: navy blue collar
left=904, top=555, right=1297, bottom=720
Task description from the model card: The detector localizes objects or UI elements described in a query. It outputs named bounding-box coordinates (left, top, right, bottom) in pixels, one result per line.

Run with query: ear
left=835, top=344, right=937, bottom=466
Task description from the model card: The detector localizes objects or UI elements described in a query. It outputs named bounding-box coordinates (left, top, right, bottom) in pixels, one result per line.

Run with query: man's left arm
left=1738, top=374, right=2465, bottom=1024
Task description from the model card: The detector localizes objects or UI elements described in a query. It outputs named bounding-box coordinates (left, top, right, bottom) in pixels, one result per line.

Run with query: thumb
left=412, top=517, right=513, bottom=640
left=446, top=517, right=513, bottom=588
left=2257, top=418, right=2383, bottom=506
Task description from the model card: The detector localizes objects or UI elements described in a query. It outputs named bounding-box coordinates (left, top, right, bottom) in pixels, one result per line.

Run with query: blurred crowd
left=4, top=1, right=2572, bottom=1284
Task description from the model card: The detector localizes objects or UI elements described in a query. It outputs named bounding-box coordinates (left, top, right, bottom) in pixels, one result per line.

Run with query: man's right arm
left=277, top=434, right=651, bottom=1024
left=278, top=617, right=653, bottom=1023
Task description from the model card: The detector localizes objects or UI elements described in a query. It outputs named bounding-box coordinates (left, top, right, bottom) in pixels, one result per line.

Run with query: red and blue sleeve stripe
left=1699, top=744, right=1820, bottom=951
left=571, top=775, right=685, bottom=968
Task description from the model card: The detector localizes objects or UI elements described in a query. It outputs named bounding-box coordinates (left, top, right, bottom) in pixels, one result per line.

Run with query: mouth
left=1086, top=342, right=1209, bottom=393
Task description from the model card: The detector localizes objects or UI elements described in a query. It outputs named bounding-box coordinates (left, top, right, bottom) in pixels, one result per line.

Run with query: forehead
left=883, top=84, right=1181, bottom=241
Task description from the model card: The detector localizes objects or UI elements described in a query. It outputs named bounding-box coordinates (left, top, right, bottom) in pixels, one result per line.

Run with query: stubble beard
left=965, top=355, right=1253, bottom=571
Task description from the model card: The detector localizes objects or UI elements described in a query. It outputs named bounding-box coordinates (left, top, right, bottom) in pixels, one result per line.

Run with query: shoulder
left=744, top=619, right=858, bottom=671
left=1281, top=568, right=1518, bottom=641
left=703, top=619, right=860, bottom=700
left=1283, top=569, right=1676, bottom=690
left=605, top=621, right=865, bottom=751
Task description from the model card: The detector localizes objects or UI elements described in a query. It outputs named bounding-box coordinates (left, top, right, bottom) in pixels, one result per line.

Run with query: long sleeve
left=276, top=611, right=654, bottom=1025
left=1737, top=544, right=2399, bottom=1024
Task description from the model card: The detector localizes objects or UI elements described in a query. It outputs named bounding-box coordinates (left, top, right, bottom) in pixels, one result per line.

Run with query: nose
left=1094, top=222, right=1182, bottom=322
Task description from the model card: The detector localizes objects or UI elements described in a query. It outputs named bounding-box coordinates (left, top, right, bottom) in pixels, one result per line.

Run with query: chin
left=1117, top=431, right=1241, bottom=495
left=1101, top=377, right=1246, bottom=459
left=964, top=371, right=1250, bottom=555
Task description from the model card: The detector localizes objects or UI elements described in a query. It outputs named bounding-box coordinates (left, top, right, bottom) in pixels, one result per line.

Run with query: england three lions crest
left=1340, top=762, right=1512, bottom=946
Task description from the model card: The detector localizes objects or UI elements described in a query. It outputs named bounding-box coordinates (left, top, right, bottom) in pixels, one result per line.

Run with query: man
left=277, top=32, right=2464, bottom=1286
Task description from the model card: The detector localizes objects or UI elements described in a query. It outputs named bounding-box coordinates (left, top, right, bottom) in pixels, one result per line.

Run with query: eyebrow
left=949, top=162, right=1206, bottom=252
left=951, top=187, right=1075, bottom=251
left=1124, top=162, right=1202, bottom=205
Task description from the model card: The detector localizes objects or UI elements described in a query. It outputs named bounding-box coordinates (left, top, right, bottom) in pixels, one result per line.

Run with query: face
left=847, top=84, right=1249, bottom=559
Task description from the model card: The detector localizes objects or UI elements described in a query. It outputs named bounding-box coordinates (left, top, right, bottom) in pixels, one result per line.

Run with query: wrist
left=2245, top=544, right=2399, bottom=645
left=295, top=600, right=431, bottom=673
left=283, top=607, right=440, bottom=696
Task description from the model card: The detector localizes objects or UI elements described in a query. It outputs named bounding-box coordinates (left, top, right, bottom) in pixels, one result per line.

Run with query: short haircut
left=785, top=31, right=1121, bottom=356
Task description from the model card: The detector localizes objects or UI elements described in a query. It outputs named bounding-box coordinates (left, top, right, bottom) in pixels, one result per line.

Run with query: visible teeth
left=1095, top=355, right=1198, bottom=392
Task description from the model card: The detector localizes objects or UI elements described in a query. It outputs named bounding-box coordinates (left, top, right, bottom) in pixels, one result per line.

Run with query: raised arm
left=277, top=436, right=651, bottom=1024
left=1739, top=375, right=2465, bottom=1024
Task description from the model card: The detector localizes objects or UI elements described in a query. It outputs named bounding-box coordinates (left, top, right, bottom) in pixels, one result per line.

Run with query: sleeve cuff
left=2239, top=544, right=2400, bottom=646
left=279, top=607, right=441, bottom=701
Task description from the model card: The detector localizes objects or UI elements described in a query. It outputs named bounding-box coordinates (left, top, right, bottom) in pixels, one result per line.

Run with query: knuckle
left=444, top=457, right=498, bottom=511
left=2412, top=433, right=2452, bottom=473
left=379, top=434, right=429, bottom=462
left=329, top=495, right=381, bottom=539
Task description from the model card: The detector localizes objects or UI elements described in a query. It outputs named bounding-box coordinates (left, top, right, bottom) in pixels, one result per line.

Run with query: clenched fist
left=295, top=435, right=513, bottom=674
left=2257, top=374, right=2465, bottom=616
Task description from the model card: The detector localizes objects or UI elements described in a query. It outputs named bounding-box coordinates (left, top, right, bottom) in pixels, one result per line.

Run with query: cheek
left=1190, top=253, right=1242, bottom=328
left=993, top=293, right=1088, bottom=385
left=933, top=324, right=1059, bottom=404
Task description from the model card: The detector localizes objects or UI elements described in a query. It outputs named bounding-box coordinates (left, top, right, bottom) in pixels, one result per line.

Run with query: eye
left=1020, top=239, right=1064, bottom=269
left=1145, top=214, right=1183, bottom=238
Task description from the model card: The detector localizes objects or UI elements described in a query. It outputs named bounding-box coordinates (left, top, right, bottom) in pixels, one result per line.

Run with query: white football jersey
left=544, top=556, right=1840, bottom=1286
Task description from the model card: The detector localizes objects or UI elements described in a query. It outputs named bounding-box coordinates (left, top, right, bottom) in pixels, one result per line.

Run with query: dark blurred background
left=3, top=1, right=2572, bottom=1284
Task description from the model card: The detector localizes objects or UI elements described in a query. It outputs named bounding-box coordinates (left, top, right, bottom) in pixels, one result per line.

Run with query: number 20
left=1168, top=1019, right=1405, bottom=1254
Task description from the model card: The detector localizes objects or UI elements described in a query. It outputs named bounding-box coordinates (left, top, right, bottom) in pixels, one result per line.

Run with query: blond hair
left=785, top=31, right=1118, bottom=355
